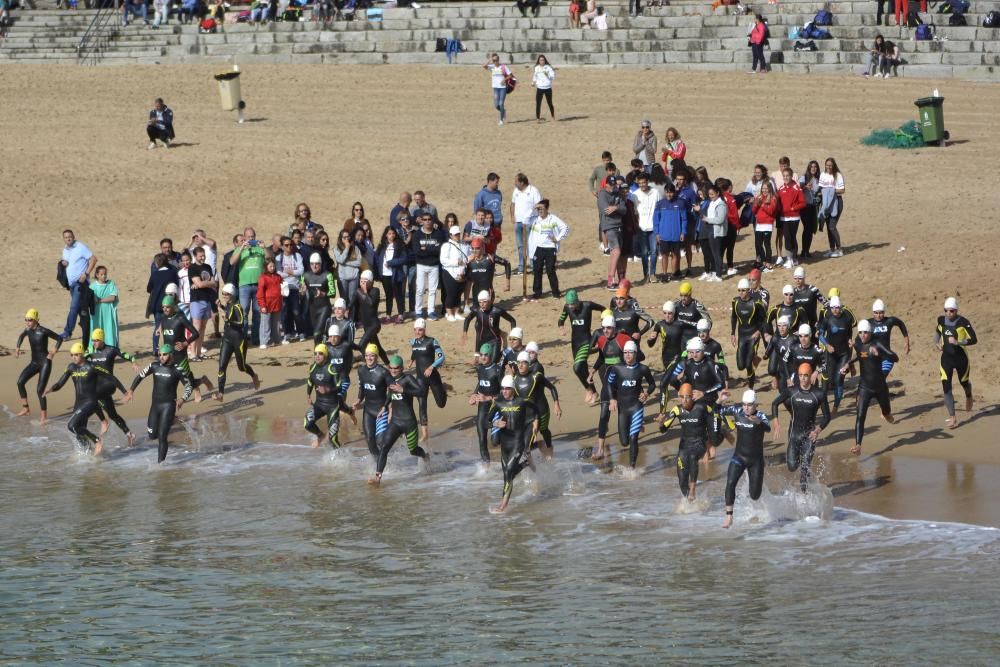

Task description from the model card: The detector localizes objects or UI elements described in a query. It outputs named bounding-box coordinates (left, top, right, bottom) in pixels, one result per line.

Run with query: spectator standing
left=257, top=260, right=283, bottom=348
left=334, top=229, right=362, bottom=309
left=510, top=173, right=542, bottom=275
left=290, top=202, right=323, bottom=236
left=229, top=227, right=269, bottom=346
left=674, top=169, right=699, bottom=277
left=410, top=191, right=440, bottom=225
left=60, top=229, right=98, bottom=345
left=89, top=266, right=120, bottom=349
left=653, top=183, right=687, bottom=282
left=777, top=168, right=806, bottom=268
left=818, top=157, right=846, bottom=257
left=375, top=226, right=409, bottom=324
left=411, top=213, right=446, bottom=320
left=473, top=172, right=504, bottom=229
left=146, top=98, right=173, bottom=149
left=532, top=55, right=556, bottom=122
left=525, top=199, right=569, bottom=301
left=440, top=226, right=469, bottom=321
left=188, top=246, right=216, bottom=360
left=343, top=201, right=368, bottom=236
left=146, top=253, right=178, bottom=353
left=598, top=177, right=626, bottom=290
left=799, top=160, right=821, bottom=259
left=748, top=14, right=768, bottom=74
left=353, top=227, right=376, bottom=273
left=315, top=231, right=334, bottom=273
left=176, top=251, right=192, bottom=318
left=702, top=184, right=727, bottom=282
left=589, top=151, right=614, bottom=198
left=633, top=120, right=657, bottom=173
left=389, top=192, right=412, bottom=232
left=661, top=127, right=687, bottom=176
left=220, top=233, right=243, bottom=292
left=484, top=53, right=511, bottom=125
left=276, top=236, right=304, bottom=343
left=629, top=172, right=661, bottom=282
left=752, top=182, right=779, bottom=269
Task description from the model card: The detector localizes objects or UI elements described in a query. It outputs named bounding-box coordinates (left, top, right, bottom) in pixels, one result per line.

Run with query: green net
left=860, top=120, right=925, bottom=149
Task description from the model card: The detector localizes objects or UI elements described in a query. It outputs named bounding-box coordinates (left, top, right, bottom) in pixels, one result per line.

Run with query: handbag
left=502, top=65, right=518, bottom=94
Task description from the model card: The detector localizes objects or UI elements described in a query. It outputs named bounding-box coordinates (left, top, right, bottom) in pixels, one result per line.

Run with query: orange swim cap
left=797, top=362, right=813, bottom=375
left=679, top=383, right=693, bottom=395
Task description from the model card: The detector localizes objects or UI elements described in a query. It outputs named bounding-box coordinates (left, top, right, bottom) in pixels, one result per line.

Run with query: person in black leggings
left=216, top=284, right=260, bottom=401
left=409, top=318, right=447, bottom=443
left=86, top=327, right=139, bottom=447
left=935, top=297, right=977, bottom=429
left=130, top=345, right=194, bottom=463
left=772, top=363, right=831, bottom=490
left=351, top=270, right=391, bottom=364
left=843, top=320, right=897, bottom=456
left=468, top=343, right=503, bottom=464
left=718, top=390, right=771, bottom=528
left=488, top=375, right=539, bottom=513
left=15, top=308, right=63, bottom=424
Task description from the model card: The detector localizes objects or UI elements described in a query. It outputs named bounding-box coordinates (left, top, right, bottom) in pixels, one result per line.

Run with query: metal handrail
left=78, top=1, right=121, bottom=64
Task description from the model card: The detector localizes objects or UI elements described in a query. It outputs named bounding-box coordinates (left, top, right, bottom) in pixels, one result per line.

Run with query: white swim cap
left=333, top=298, right=346, bottom=310
left=829, top=296, right=841, bottom=308
left=686, top=338, right=704, bottom=352
left=360, top=269, right=374, bottom=282
left=782, top=284, right=794, bottom=296
left=662, top=300, right=675, bottom=313
left=777, top=315, right=790, bottom=326
left=500, top=375, right=516, bottom=389
left=165, top=283, right=178, bottom=294
left=414, top=318, right=426, bottom=329
left=601, top=316, right=616, bottom=328
left=944, top=297, right=958, bottom=310
left=696, top=318, right=711, bottom=332
left=737, top=278, right=750, bottom=290
left=624, top=340, right=638, bottom=353
left=327, top=324, right=341, bottom=337
left=478, top=290, right=491, bottom=302
left=872, top=299, right=886, bottom=312
left=798, top=324, right=812, bottom=337
left=525, top=341, right=539, bottom=353
left=857, top=320, right=871, bottom=333
left=309, top=252, right=322, bottom=265
left=221, top=283, right=236, bottom=295
left=742, top=389, right=757, bottom=404
left=793, top=266, right=806, bottom=279
left=509, top=327, right=523, bottom=339
left=517, top=351, right=530, bottom=362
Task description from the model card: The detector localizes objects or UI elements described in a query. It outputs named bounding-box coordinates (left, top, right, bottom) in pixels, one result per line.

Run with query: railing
left=77, top=1, right=120, bottom=65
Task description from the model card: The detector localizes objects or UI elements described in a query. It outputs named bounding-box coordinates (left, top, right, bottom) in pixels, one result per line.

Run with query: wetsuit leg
left=572, top=344, right=595, bottom=391
left=428, top=370, right=447, bottom=409
left=310, top=306, right=329, bottom=345
left=725, top=455, right=749, bottom=506
left=304, top=404, right=325, bottom=440
left=676, top=444, right=704, bottom=495
left=499, top=431, right=529, bottom=499
left=67, top=400, right=99, bottom=449
left=826, top=350, right=850, bottom=408
left=747, top=456, right=765, bottom=500
left=323, top=402, right=341, bottom=449
left=597, top=370, right=612, bottom=438
left=16, top=361, right=41, bottom=402
left=416, top=391, right=429, bottom=426
left=98, top=391, right=130, bottom=435
left=476, top=402, right=491, bottom=463
left=737, top=335, right=757, bottom=385
left=37, top=360, right=53, bottom=411
left=786, top=430, right=804, bottom=472
left=536, top=406, right=553, bottom=450
left=854, top=387, right=876, bottom=445
left=798, top=435, right=816, bottom=490
left=150, top=401, right=176, bottom=463
left=875, top=384, right=892, bottom=418
left=376, top=423, right=425, bottom=475
left=362, top=409, right=379, bottom=458
left=618, top=406, right=643, bottom=467
left=232, top=336, right=255, bottom=381
left=217, top=338, right=235, bottom=395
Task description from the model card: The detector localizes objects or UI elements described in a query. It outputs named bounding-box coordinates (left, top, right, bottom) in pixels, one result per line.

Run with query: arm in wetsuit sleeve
left=642, top=367, right=657, bottom=396
left=771, top=392, right=790, bottom=419
left=16, top=330, right=27, bottom=349
left=959, top=318, right=977, bottom=346
left=817, top=391, right=831, bottom=429
left=557, top=306, right=569, bottom=327
left=606, top=368, right=618, bottom=399
left=179, top=370, right=194, bottom=401
left=130, top=364, right=155, bottom=392
left=697, top=300, right=712, bottom=325
left=493, top=255, right=512, bottom=280
left=499, top=308, right=516, bottom=328
left=49, top=367, right=72, bottom=392
left=893, top=317, right=909, bottom=339
left=730, top=301, right=738, bottom=337
left=875, top=341, right=899, bottom=364
left=661, top=405, right=679, bottom=429
left=462, top=310, right=475, bottom=333
left=637, top=311, right=654, bottom=336
left=756, top=410, right=772, bottom=432
left=326, top=273, right=337, bottom=298
left=431, top=340, right=446, bottom=369
left=47, top=328, right=64, bottom=351
left=539, top=373, right=559, bottom=402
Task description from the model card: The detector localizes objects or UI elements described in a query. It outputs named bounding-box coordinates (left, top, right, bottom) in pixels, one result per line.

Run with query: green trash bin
left=914, top=96, right=947, bottom=146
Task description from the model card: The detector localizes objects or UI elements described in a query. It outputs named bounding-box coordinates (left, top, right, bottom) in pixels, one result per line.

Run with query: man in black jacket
left=147, top=98, right=175, bottom=149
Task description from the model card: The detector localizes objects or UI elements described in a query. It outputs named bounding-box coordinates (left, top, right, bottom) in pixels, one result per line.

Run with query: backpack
left=915, top=23, right=933, bottom=40
left=236, top=9, right=251, bottom=21
left=199, top=17, right=217, bottom=33
left=813, top=9, right=832, bottom=25
left=802, top=23, right=831, bottom=39
left=985, top=10, right=1000, bottom=27
left=948, top=13, right=966, bottom=25
left=435, top=37, right=447, bottom=52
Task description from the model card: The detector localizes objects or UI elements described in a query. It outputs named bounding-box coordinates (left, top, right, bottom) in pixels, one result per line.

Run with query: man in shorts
left=598, top=176, right=626, bottom=291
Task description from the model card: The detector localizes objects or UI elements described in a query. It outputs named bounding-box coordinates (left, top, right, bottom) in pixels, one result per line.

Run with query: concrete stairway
left=2, top=1, right=999, bottom=79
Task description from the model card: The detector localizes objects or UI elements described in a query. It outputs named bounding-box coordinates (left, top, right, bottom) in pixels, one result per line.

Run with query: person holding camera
left=146, top=98, right=174, bottom=150
left=228, top=227, right=271, bottom=346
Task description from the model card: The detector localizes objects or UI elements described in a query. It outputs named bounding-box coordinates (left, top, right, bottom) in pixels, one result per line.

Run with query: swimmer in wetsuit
left=772, top=362, right=831, bottom=490
left=324, top=324, right=360, bottom=426
left=300, top=253, right=336, bottom=344
left=351, top=270, right=391, bottom=365
left=730, top=278, right=767, bottom=389
left=718, top=389, right=771, bottom=528
left=868, top=298, right=910, bottom=378
left=667, top=336, right=727, bottom=460
left=130, top=344, right=194, bottom=463
left=765, top=285, right=806, bottom=339
left=462, top=289, right=517, bottom=365
left=371, top=355, right=429, bottom=486
left=216, top=284, right=260, bottom=402
left=468, top=343, right=504, bottom=464
left=15, top=308, right=63, bottom=424
left=762, top=315, right=795, bottom=393
left=673, top=281, right=710, bottom=347
left=842, top=320, right=897, bottom=455
left=791, top=266, right=828, bottom=329
left=409, top=318, right=447, bottom=443
left=513, top=350, right=561, bottom=458
left=817, top=295, right=856, bottom=412
left=464, top=236, right=511, bottom=307
left=303, top=344, right=346, bottom=449
left=324, top=298, right=357, bottom=348
left=935, top=296, right=976, bottom=429
left=588, top=315, right=635, bottom=458
left=45, top=342, right=129, bottom=456
left=557, top=290, right=602, bottom=402
left=610, top=286, right=654, bottom=342
left=661, top=382, right=715, bottom=500
left=607, top=341, right=657, bottom=469
left=646, top=300, right=686, bottom=379
left=353, top=344, right=392, bottom=459
left=158, top=295, right=214, bottom=401
left=86, top=327, right=139, bottom=447
left=489, top=374, right=539, bottom=514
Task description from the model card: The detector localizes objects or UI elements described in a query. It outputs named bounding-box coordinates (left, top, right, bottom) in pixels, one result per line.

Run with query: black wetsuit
left=218, top=301, right=257, bottom=396
left=499, top=345, right=526, bottom=376
left=669, top=356, right=725, bottom=445
left=792, top=283, right=827, bottom=327
left=160, top=311, right=201, bottom=386
left=87, top=344, right=134, bottom=436
left=464, top=304, right=516, bottom=363
left=323, top=315, right=357, bottom=347
left=612, top=304, right=654, bottom=340
left=466, top=254, right=511, bottom=299
left=847, top=337, right=898, bottom=447
left=326, top=338, right=359, bottom=418
left=410, top=335, right=447, bottom=425
left=673, top=297, right=710, bottom=346
left=647, top=317, right=686, bottom=376
left=763, top=332, right=796, bottom=385
left=488, top=395, right=538, bottom=500
left=378, top=372, right=428, bottom=474
left=130, top=361, right=194, bottom=463
left=473, top=361, right=503, bottom=462
left=16, top=325, right=62, bottom=411
left=765, top=302, right=806, bottom=337
left=818, top=307, right=856, bottom=408
left=718, top=405, right=771, bottom=506
left=771, top=385, right=830, bottom=490
left=304, top=358, right=344, bottom=448
left=50, top=361, right=122, bottom=450
left=352, top=287, right=390, bottom=364
left=513, top=368, right=559, bottom=450
left=301, top=269, right=336, bottom=344
left=589, top=330, right=634, bottom=440
left=662, top=402, right=715, bottom=496
left=356, top=362, right=391, bottom=458
left=607, top=362, right=656, bottom=467
left=558, top=301, right=602, bottom=391
left=868, top=315, right=908, bottom=376
left=749, top=286, right=770, bottom=310
left=935, top=314, right=976, bottom=415
left=731, top=296, right=767, bottom=386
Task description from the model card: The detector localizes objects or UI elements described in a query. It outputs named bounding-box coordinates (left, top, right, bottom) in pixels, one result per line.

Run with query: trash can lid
left=914, top=96, right=944, bottom=106
left=214, top=72, right=241, bottom=81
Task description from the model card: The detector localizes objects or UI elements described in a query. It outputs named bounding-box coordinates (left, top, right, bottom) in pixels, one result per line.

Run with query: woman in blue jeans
left=484, top=53, right=510, bottom=125
left=748, top=14, right=768, bottom=74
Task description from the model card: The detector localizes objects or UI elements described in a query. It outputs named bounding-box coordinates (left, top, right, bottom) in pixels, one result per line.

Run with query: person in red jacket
left=752, top=181, right=779, bottom=269
left=257, top=259, right=284, bottom=348
left=776, top=168, right=806, bottom=269
left=748, top=14, right=768, bottom=74
left=660, top=127, right=687, bottom=176
left=716, top=177, right=741, bottom=276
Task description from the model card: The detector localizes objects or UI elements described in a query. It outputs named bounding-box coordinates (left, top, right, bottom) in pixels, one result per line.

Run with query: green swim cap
left=162, top=295, right=176, bottom=306
left=389, top=355, right=404, bottom=368
left=479, top=343, right=493, bottom=355
left=565, top=290, right=578, bottom=304
left=158, top=343, right=173, bottom=355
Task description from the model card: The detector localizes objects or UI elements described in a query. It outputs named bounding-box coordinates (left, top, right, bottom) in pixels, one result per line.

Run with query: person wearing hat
left=673, top=281, right=711, bottom=348
left=513, top=350, right=560, bottom=459
left=843, top=320, right=897, bottom=455
left=935, top=297, right=976, bottom=428
left=731, top=278, right=768, bottom=389
left=464, top=233, right=512, bottom=309
left=598, top=175, right=627, bottom=291
left=216, top=283, right=260, bottom=402
left=350, top=270, right=391, bottom=365
left=487, top=374, right=540, bottom=513
left=647, top=300, right=686, bottom=385
left=500, top=326, right=527, bottom=375
left=668, top=336, right=727, bottom=459
left=611, top=284, right=654, bottom=342
left=588, top=315, right=634, bottom=456
left=661, top=382, right=715, bottom=501
left=409, top=318, right=447, bottom=443
left=468, top=342, right=504, bottom=464
left=86, top=327, right=139, bottom=447
left=524, top=198, right=569, bottom=302
left=866, top=299, right=910, bottom=378
left=762, top=315, right=795, bottom=394
left=765, top=284, right=806, bottom=339
left=15, top=308, right=63, bottom=425
left=771, top=363, right=831, bottom=490
left=440, top=225, right=469, bottom=322
left=747, top=267, right=770, bottom=310
left=632, top=119, right=657, bottom=173
left=352, top=343, right=392, bottom=459
left=323, top=324, right=360, bottom=422
left=818, top=295, right=857, bottom=412
left=606, top=340, right=657, bottom=469
left=791, top=266, right=828, bottom=329
left=303, top=344, right=346, bottom=449
left=373, top=355, right=429, bottom=486
left=557, top=290, right=603, bottom=402
left=300, top=254, right=336, bottom=345
left=45, top=342, right=125, bottom=457
left=461, top=289, right=516, bottom=365
left=718, top=389, right=772, bottom=527
left=693, top=318, right=729, bottom=389
left=130, top=344, right=194, bottom=463
left=158, top=295, right=214, bottom=402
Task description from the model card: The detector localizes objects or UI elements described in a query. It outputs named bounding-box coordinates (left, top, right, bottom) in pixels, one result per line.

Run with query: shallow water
left=3, top=410, right=999, bottom=665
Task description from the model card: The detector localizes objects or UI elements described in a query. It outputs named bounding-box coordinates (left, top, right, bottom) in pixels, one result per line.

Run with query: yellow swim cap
left=25, top=309, right=39, bottom=321
left=314, top=344, right=329, bottom=356
left=91, top=328, right=105, bottom=341
left=70, top=342, right=86, bottom=355
left=364, top=343, right=379, bottom=355
left=679, top=282, right=693, bottom=296
left=601, top=308, right=613, bottom=319
left=828, top=287, right=840, bottom=298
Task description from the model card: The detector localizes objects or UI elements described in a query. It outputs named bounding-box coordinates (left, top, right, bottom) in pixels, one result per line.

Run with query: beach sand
left=0, top=64, right=997, bottom=526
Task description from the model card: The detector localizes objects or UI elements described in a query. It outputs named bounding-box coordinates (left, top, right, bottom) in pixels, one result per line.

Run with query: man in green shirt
left=228, top=226, right=271, bottom=346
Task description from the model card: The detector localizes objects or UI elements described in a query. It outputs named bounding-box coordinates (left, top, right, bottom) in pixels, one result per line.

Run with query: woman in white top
left=440, top=225, right=469, bottom=322
left=483, top=52, right=511, bottom=125
left=818, top=157, right=846, bottom=257
left=532, top=54, right=556, bottom=122
left=702, top=184, right=728, bottom=282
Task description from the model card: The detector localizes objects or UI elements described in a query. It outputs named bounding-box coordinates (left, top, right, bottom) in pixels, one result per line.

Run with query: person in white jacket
left=439, top=226, right=469, bottom=321
left=532, top=55, right=556, bottom=122
left=525, top=199, right=569, bottom=301
left=701, top=184, right=728, bottom=282
left=628, top=172, right=662, bottom=283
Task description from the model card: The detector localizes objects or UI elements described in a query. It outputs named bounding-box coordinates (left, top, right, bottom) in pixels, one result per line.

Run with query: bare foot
left=881, top=413, right=895, bottom=424
left=216, top=392, right=224, bottom=403
left=708, top=445, right=717, bottom=460
left=945, top=415, right=957, bottom=429
left=591, top=447, right=605, bottom=461
left=687, top=490, right=696, bottom=502
left=38, top=411, right=48, bottom=426
left=367, top=473, right=382, bottom=487
left=252, top=374, right=261, bottom=391
left=193, top=389, right=203, bottom=403
left=201, top=376, right=215, bottom=391
left=93, top=439, right=103, bottom=457
left=349, top=411, right=358, bottom=427
left=490, top=495, right=511, bottom=514
left=127, top=432, right=137, bottom=448
left=100, top=420, right=110, bottom=435
left=16, top=406, right=29, bottom=417
left=310, top=437, right=321, bottom=449
left=849, top=443, right=862, bottom=455
left=966, top=396, right=974, bottom=412
left=722, top=513, right=733, bottom=529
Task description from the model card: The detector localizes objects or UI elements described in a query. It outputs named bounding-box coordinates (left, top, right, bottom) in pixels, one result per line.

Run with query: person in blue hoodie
left=673, top=168, right=699, bottom=278
left=653, top=183, right=688, bottom=283
left=472, top=173, right=504, bottom=228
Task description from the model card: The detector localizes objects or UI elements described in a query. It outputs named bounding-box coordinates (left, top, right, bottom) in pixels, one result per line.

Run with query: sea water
left=2, top=410, right=999, bottom=665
